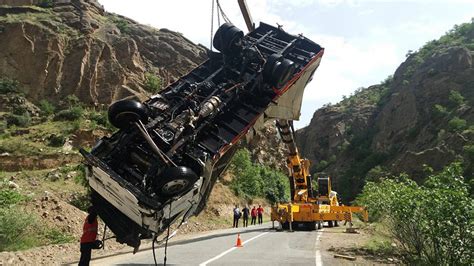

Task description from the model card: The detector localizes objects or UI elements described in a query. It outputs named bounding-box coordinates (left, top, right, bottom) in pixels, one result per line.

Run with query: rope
left=152, top=235, right=158, bottom=266
left=216, top=0, right=232, bottom=24
left=163, top=201, right=172, bottom=266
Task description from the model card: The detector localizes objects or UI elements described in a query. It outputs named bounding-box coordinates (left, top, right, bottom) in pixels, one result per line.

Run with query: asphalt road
left=93, top=222, right=335, bottom=266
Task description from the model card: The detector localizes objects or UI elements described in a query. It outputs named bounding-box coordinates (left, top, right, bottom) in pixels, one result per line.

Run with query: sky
left=98, top=0, right=474, bottom=128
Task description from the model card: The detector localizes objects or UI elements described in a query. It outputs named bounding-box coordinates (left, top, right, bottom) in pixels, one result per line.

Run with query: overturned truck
left=80, top=22, right=324, bottom=248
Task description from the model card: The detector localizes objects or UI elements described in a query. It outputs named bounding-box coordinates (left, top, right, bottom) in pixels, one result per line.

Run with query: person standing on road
left=233, top=205, right=241, bottom=228
left=251, top=206, right=257, bottom=225
left=257, top=205, right=264, bottom=224
left=79, top=206, right=99, bottom=266
left=242, top=205, right=250, bottom=227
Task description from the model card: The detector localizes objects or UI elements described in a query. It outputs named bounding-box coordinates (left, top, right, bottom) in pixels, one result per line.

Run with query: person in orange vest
left=257, top=205, right=264, bottom=224
left=79, top=206, right=99, bottom=266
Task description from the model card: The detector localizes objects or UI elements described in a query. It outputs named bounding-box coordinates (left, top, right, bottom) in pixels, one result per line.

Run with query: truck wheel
left=334, top=220, right=339, bottom=227
left=263, top=55, right=296, bottom=90
left=308, top=222, right=317, bottom=230
left=108, top=99, right=148, bottom=129
left=328, top=221, right=334, bottom=227
left=213, top=23, right=243, bottom=55
left=317, top=222, right=322, bottom=229
left=153, top=166, right=199, bottom=197
left=282, top=221, right=289, bottom=230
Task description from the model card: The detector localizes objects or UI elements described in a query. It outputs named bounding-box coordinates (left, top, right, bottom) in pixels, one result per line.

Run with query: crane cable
left=210, top=0, right=233, bottom=50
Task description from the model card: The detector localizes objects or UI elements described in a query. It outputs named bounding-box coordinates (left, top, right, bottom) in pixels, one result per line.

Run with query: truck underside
left=81, top=22, right=324, bottom=248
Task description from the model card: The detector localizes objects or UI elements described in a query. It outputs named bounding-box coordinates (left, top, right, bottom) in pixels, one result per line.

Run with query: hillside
left=296, top=19, right=474, bottom=201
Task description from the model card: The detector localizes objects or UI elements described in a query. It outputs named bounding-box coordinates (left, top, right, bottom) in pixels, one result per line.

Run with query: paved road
left=93, top=222, right=335, bottom=266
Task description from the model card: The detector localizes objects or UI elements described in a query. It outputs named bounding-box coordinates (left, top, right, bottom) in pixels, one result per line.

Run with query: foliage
left=38, top=100, right=56, bottom=116
left=448, top=90, right=465, bottom=107
left=0, top=207, right=74, bottom=251
left=65, top=94, right=80, bottom=108
left=433, top=104, right=448, bottom=118
left=47, top=133, right=65, bottom=147
left=73, top=164, right=88, bottom=187
left=448, top=116, right=467, bottom=132
left=110, top=15, right=131, bottom=34
left=0, top=188, right=28, bottom=208
left=144, top=73, right=163, bottom=94
left=88, top=109, right=113, bottom=130
left=0, top=78, right=21, bottom=94
left=37, top=0, right=53, bottom=8
left=5, top=112, right=31, bottom=127
left=229, top=149, right=289, bottom=203
left=357, top=163, right=473, bottom=265
left=54, top=106, right=84, bottom=121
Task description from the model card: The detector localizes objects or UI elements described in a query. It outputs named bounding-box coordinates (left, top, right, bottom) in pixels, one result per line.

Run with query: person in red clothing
left=250, top=206, right=257, bottom=225
left=257, top=205, right=264, bottom=224
left=79, top=206, right=99, bottom=266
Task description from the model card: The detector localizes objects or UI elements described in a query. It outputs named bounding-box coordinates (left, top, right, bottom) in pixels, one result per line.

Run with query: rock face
left=296, top=21, right=474, bottom=201
left=0, top=1, right=207, bottom=106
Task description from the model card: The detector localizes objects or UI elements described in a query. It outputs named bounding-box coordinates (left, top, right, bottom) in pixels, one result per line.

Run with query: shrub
left=110, top=16, right=131, bottom=34
left=38, top=100, right=55, bottom=116
left=0, top=189, right=27, bottom=208
left=448, top=116, right=467, bottom=132
left=0, top=207, right=37, bottom=251
left=433, top=104, right=447, bottom=118
left=144, top=73, right=162, bottom=94
left=229, top=149, right=288, bottom=203
left=0, top=78, right=20, bottom=94
left=5, top=112, right=31, bottom=127
left=89, top=109, right=113, bottom=130
left=47, top=134, right=65, bottom=147
left=357, top=163, right=473, bottom=265
left=448, top=90, right=465, bottom=107
left=54, top=106, right=84, bottom=121
left=38, top=0, right=53, bottom=8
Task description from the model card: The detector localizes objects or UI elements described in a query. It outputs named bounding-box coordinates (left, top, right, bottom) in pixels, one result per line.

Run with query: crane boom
left=237, top=0, right=255, bottom=31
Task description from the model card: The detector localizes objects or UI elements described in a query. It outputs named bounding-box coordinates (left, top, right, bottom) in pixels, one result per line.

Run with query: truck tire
left=153, top=166, right=199, bottom=198
left=213, top=23, right=243, bottom=55
left=328, top=220, right=334, bottom=227
left=317, top=222, right=322, bottom=229
left=108, top=99, right=148, bottom=129
left=263, top=55, right=296, bottom=90
left=308, top=222, right=317, bottom=231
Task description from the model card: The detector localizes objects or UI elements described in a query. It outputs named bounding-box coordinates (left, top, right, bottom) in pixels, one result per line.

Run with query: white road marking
left=315, top=229, right=324, bottom=266
left=199, top=232, right=269, bottom=266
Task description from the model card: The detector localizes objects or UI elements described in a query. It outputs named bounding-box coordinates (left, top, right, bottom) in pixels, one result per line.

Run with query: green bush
left=229, top=149, right=289, bottom=203
left=47, top=134, right=65, bottom=147
left=433, top=104, right=447, bottom=118
left=0, top=189, right=27, bottom=208
left=0, top=207, right=37, bottom=251
left=448, top=116, right=467, bottom=132
left=89, top=109, right=113, bottom=130
left=0, top=78, right=20, bottom=94
left=38, top=0, right=53, bottom=8
left=448, top=90, right=465, bottom=107
left=110, top=16, right=131, bottom=34
left=54, top=106, right=84, bottom=121
left=144, top=73, right=162, bottom=94
left=5, top=112, right=31, bottom=127
left=38, top=100, right=55, bottom=116
left=357, top=163, right=473, bottom=265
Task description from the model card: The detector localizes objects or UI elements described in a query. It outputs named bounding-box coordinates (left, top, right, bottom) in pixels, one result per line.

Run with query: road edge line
left=199, top=232, right=269, bottom=266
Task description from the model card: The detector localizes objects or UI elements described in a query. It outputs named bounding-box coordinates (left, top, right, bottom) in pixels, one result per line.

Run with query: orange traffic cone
left=235, top=234, right=243, bottom=247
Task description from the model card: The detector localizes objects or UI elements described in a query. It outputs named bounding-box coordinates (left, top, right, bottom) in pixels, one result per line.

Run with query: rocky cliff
left=296, top=20, right=474, bottom=201
left=0, top=0, right=207, bottom=106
